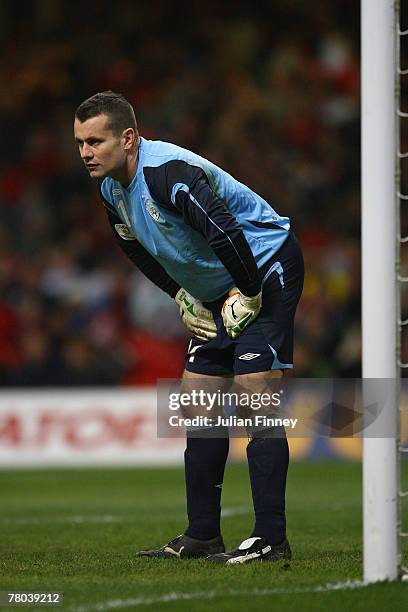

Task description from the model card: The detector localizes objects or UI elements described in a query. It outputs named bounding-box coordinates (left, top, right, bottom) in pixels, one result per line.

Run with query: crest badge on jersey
left=145, top=199, right=165, bottom=224
left=114, top=224, right=136, bottom=241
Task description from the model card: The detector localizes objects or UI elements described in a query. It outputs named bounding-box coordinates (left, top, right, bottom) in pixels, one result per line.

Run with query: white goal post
left=361, top=0, right=400, bottom=582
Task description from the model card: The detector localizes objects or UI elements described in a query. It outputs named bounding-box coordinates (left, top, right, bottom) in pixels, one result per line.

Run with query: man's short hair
left=75, top=91, right=138, bottom=136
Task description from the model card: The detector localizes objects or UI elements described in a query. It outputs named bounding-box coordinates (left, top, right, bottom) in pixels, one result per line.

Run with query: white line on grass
left=1, top=502, right=360, bottom=527
left=221, top=506, right=250, bottom=517
left=69, top=581, right=368, bottom=611
left=0, top=507, right=250, bottom=526
left=0, top=514, right=124, bottom=525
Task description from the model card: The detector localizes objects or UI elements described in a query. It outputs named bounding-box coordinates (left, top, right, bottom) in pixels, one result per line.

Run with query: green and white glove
left=175, top=288, right=217, bottom=341
left=221, top=287, right=262, bottom=339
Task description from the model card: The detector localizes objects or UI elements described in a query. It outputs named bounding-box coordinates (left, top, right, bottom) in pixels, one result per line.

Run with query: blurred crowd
left=0, top=0, right=394, bottom=386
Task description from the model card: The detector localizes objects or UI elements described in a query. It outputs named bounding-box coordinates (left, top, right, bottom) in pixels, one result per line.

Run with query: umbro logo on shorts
left=238, top=353, right=261, bottom=361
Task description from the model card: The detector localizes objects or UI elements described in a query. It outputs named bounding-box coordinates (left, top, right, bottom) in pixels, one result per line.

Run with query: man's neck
left=113, top=140, right=139, bottom=187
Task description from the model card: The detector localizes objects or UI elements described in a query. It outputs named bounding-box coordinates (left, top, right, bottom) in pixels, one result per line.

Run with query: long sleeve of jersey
left=143, top=160, right=262, bottom=297
left=105, top=207, right=181, bottom=299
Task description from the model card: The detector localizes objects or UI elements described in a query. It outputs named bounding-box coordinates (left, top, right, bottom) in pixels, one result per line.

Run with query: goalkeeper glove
left=175, top=288, right=217, bottom=341
left=221, top=288, right=262, bottom=339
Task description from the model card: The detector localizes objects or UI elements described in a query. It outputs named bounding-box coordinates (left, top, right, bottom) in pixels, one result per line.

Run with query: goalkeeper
left=74, top=91, right=304, bottom=564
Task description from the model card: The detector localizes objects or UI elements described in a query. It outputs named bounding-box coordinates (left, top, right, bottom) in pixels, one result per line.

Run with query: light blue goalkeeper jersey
left=100, top=137, right=290, bottom=301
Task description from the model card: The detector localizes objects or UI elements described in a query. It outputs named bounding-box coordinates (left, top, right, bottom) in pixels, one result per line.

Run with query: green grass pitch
left=0, top=461, right=407, bottom=611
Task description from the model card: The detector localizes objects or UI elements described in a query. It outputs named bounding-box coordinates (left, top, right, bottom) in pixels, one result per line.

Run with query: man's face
left=74, top=114, right=128, bottom=179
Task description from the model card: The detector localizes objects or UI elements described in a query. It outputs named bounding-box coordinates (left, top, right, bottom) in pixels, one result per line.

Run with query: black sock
left=246, top=430, right=289, bottom=546
left=184, top=431, right=229, bottom=540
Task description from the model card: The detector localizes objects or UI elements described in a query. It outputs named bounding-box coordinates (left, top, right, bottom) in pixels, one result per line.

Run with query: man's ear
left=122, top=128, right=136, bottom=151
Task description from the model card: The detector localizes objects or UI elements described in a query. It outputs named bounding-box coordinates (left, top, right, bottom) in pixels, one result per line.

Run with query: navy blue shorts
left=184, top=232, right=304, bottom=376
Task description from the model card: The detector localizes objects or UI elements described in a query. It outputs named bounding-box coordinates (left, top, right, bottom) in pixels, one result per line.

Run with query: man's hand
left=221, top=288, right=262, bottom=339
left=175, top=288, right=217, bottom=341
